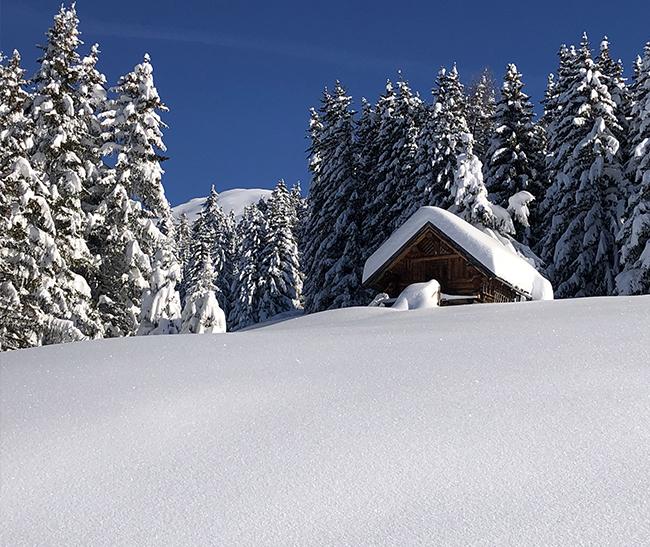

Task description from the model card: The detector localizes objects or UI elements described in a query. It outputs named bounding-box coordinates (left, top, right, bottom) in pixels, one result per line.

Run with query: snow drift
left=392, top=279, right=441, bottom=310
left=2, top=296, right=650, bottom=545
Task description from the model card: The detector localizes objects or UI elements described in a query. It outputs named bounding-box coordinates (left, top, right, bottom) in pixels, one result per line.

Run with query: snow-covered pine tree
left=359, top=81, right=397, bottom=252
left=389, top=75, right=428, bottom=229
left=229, top=201, right=268, bottom=331
left=533, top=49, right=578, bottom=255
left=538, top=34, right=625, bottom=297
left=540, top=45, right=581, bottom=180
left=466, top=67, right=497, bottom=164
left=76, top=43, right=108, bottom=198
left=101, top=53, right=181, bottom=334
left=428, top=65, right=472, bottom=210
left=289, top=181, right=306, bottom=218
left=256, top=180, right=303, bottom=320
left=73, top=43, right=149, bottom=337
left=450, top=147, right=499, bottom=230
left=355, top=97, right=380, bottom=246
left=405, top=99, right=438, bottom=219
left=302, top=82, right=370, bottom=313
left=616, top=42, right=650, bottom=294
left=184, top=186, right=234, bottom=317
left=416, top=65, right=497, bottom=231
left=288, top=181, right=307, bottom=250
left=102, top=54, right=171, bottom=220
left=176, top=210, right=192, bottom=302
left=302, top=104, right=325, bottom=263
left=484, top=64, right=545, bottom=241
left=0, top=50, right=56, bottom=349
left=0, top=51, right=27, bottom=349
left=361, top=76, right=423, bottom=253
left=536, top=44, right=581, bottom=263
left=26, top=4, right=104, bottom=341
left=180, top=241, right=226, bottom=334
left=136, top=235, right=182, bottom=335
left=86, top=176, right=151, bottom=337
left=596, top=37, right=632, bottom=168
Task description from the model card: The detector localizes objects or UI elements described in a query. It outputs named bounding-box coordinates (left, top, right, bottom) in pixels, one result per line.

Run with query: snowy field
left=2, top=296, right=650, bottom=546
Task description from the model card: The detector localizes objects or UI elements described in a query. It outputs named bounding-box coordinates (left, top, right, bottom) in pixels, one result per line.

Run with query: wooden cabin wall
left=481, top=278, right=523, bottom=303
left=384, top=252, right=484, bottom=298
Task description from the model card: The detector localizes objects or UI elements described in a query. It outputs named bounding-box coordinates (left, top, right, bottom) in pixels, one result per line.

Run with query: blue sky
left=1, top=0, right=649, bottom=206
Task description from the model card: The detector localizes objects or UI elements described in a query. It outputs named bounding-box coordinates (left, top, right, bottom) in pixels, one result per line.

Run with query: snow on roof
left=363, top=206, right=553, bottom=301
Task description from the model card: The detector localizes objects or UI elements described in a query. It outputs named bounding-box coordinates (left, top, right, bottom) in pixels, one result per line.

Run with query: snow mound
left=3, top=296, right=650, bottom=545
left=392, top=280, right=440, bottom=310
left=172, top=188, right=273, bottom=223
left=363, top=206, right=553, bottom=301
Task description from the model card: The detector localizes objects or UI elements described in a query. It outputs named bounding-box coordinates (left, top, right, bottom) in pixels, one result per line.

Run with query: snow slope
left=2, top=296, right=650, bottom=546
left=171, top=187, right=273, bottom=223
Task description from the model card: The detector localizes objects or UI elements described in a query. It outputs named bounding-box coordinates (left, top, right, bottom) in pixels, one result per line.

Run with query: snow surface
left=171, top=188, right=273, bottom=223
left=363, top=206, right=553, bottom=300
left=3, top=295, right=650, bottom=545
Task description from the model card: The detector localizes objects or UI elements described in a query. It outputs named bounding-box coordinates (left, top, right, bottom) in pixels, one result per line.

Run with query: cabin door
left=424, top=261, right=448, bottom=292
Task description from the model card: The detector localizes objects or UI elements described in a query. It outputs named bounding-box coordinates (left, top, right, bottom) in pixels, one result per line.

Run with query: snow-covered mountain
left=3, top=296, right=650, bottom=545
left=172, top=187, right=273, bottom=224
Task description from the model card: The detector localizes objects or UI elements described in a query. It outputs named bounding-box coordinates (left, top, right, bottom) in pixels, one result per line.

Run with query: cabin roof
left=362, top=207, right=553, bottom=301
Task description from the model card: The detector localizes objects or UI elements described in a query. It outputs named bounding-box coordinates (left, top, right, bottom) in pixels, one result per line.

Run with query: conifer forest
left=1, top=5, right=649, bottom=350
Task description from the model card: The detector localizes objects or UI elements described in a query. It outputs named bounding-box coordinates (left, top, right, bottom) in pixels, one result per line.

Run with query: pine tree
left=0, top=50, right=59, bottom=349
left=538, top=34, right=625, bottom=297
left=102, top=53, right=181, bottom=334
left=180, top=243, right=226, bottom=334
left=302, top=82, right=370, bottom=312
left=534, top=49, right=577, bottom=254
left=450, top=151, right=498, bottom=230
left=466, top=67, right=497, bottom=164
left=102, top=54, right=171, bottom=219
left=389, top=76, right=427, bottom=229
left=416, top=65, right=497, bottom=231
left=596, top=37, right=632, bottom=165
left=428, top=65, right=471, bottom=210
left=355, top=97, right=380, bottom=243
left=361, top=76, right=424, bottom=251
left=176, top=210, right=192, bottom=302
left=288, top=181, right=307, bottom=249
left=359, top=80, right=399, bottom=253
left=536, top=44, right=580, bottom=264
left=256, top=180, right=303, bottom=320
left=90, top=182, right=149, bottom=336
left=74, top=44, right=147, bottom=337
left=407, top=101, right=438, bottom=216
left=76, top=43, right=108, bottom=198
left=484, top=64, right=544, bottom=240
left=617, top=42, right=650, bottom=294
left=25, top=4, right=104, bottom=341
left=541, top=45, right=581, bottom=178
left=184, top=186, right=234, bottom=317
left=229, top=201, right=268, bottom=330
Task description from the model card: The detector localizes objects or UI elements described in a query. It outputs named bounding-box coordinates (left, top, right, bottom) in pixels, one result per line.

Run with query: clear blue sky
left=1, top=0, right=649, bottom=206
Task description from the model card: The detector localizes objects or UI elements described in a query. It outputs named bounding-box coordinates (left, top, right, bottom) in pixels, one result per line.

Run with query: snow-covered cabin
left=362, top=207, right=553, bottom=304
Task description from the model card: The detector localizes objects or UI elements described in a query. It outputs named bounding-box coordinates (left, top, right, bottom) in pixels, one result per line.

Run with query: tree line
left=302, top=34, right=650, bottom=311
left=0, top=5, right=304, bottom=349
left=1, top=5, right=649, bottom=350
